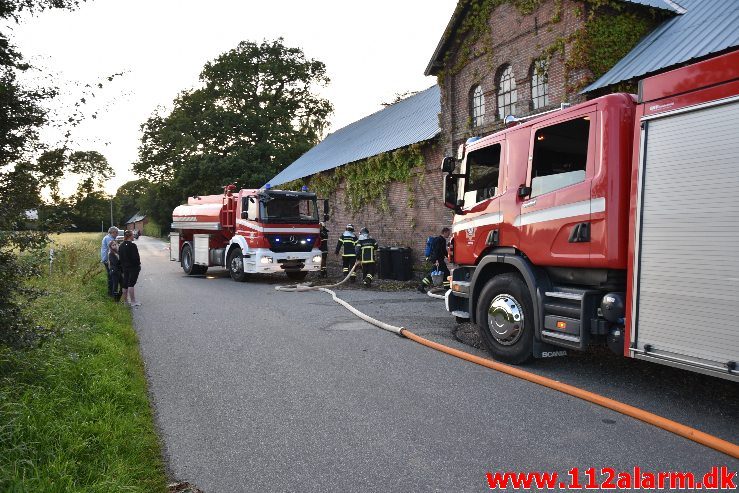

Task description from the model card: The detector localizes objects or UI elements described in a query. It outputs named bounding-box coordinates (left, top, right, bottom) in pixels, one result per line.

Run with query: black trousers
left=361, top=262, right=376, bottom=283
left=105, top=262, right=114, bottom=296
left=342, top=256, right=357, bottom=278
left=320, top=252, right=328, bottom=275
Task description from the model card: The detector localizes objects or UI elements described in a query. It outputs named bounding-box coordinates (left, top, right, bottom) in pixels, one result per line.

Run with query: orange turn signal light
left=556, top=321, right=567, bottom=329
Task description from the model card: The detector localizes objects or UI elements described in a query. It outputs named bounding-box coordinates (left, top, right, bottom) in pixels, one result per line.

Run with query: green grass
left=0, top=233, right=167, bottom=492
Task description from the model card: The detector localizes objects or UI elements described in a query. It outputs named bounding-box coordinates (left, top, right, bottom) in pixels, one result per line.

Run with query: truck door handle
left=568, top=222, right=590, bottom=243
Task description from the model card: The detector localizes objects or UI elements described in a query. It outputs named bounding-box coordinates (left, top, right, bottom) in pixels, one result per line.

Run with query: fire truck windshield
left=260, top=196, right=318, bottom=224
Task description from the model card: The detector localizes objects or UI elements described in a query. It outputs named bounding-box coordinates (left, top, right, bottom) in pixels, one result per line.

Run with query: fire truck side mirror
left=517, top=185, right=532, bottom=198
left=323, top=199, right=329, bottom=221
left=443, top=174, right=459, bottom=210
left=441, top=156, right=455, bottom=174
left=241, top=211, right=248, bottom=219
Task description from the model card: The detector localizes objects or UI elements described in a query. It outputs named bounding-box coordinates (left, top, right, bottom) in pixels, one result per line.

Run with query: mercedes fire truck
left=170, top=185, right=327, bottom=281
left=442, top=50, right=739, bottom=381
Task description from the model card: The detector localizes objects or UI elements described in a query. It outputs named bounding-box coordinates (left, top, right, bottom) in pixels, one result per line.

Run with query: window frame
left=530, top=59, right=549, bottom=111
left=497, top=65, right=518, bottom=120
left=526, top=112, right=596, bottom=198
left=461, top=141, right=504, bottom=207
left=470, top=84, right=485, bottom=127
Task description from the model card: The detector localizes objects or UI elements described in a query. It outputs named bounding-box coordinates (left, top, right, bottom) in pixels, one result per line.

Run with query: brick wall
left=438, top=0, right=591, bottom=155
left=320, top=139, right=453, bottom=274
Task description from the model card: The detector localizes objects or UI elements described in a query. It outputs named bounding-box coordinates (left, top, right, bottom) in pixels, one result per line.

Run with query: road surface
left=131, top=236, right=738, bottom=492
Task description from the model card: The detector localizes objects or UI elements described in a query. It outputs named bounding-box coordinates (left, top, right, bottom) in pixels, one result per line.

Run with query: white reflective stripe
left=173, top=216, right=197, bottom=222
left=171, top=221, right=221, bottom=230
left=513, top=197, right=604, bottom=227
left=236, top=219, right=319, bottom=234
left=452, top=212, right=503, bottom=233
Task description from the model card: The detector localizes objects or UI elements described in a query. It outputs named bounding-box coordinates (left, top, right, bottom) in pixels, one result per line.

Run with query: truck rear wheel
left=227, top=247, right=247, bottom=282
left=286, top=270, right=308, bottom=281
left=181, top=243, right=208, bottom=275
left=476, top=273, right=534, bottom=364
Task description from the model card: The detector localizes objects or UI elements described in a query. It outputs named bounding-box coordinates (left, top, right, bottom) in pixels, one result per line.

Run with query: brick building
left=425, top=0, right=672, bottom=156
left=269, top=86, right=451, bottom=273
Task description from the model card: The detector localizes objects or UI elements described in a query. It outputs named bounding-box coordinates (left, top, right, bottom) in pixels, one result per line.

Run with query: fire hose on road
left=276, top=266, right=739, bottom=460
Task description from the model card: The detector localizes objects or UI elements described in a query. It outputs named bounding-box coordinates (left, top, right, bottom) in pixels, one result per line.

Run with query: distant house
left=125, top=213, right=148, bottom=235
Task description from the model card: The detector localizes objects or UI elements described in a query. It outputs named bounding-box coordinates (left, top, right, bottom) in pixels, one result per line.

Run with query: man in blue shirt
left=101, top=226, right=119, bottom=297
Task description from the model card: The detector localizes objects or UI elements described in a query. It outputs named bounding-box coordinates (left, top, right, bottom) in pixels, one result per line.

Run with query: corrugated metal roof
left=620, top=0, right=683, bottom=13
left=269, top=85, right=441, bottom=186
left=584, top=0, right=739, bottom=92
left=125, top=213, right=146, bottom=224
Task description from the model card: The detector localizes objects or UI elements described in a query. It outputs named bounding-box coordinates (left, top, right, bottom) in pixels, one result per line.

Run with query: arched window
left=497, top=65, right=517, bottom=119
left=470, top=85, right=485, bottom=127
left=531, top=59, right=549, bottom=110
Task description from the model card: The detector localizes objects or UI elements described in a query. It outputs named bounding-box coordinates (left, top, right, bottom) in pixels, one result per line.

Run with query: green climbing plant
left=279, top=145, right=424, bottom=214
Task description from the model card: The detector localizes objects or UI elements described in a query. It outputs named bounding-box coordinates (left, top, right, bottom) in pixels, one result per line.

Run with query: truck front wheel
left=476, top=273, right=534, bottom=364
left=227, top=247, right=247, bottom=282
left=181, top=243, right=207, bottom=275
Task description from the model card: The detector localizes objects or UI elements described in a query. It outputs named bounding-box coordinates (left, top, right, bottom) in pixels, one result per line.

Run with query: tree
left=0, top=0, right=93, bottom=344
left=134, top=38, right=333, bottom=216
left=113, top=178, right=151, bottom=225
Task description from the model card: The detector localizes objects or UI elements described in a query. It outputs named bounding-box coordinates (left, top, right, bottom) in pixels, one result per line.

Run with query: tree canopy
left=134, top=38, right=333, bottom=200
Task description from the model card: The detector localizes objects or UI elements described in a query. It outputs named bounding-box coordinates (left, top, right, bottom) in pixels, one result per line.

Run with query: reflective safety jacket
left=335, top=231, right=358, bottom=257
left=355, top=236, right=378, bottom=263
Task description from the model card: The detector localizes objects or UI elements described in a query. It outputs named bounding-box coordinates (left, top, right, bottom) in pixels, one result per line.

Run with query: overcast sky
left=10, top=0, right=457, bottom=195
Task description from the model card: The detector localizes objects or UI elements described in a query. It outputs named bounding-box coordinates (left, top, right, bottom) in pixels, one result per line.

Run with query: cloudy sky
left=10, top=0, right=457, bottom=195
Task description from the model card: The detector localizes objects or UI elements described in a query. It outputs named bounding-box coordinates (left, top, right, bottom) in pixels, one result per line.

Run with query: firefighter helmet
left=346, top=224, right=354, bottom=231
left=360, top=227, right=369, bottom=235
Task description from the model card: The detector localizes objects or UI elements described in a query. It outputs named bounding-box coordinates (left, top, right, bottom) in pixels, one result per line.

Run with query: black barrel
left=379, top=247, right=393, bottom=279
left=391, top=247, right=412, bottom=281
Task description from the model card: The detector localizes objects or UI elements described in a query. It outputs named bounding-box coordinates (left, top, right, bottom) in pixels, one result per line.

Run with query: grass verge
left=0, top=233, right=167, bottom=492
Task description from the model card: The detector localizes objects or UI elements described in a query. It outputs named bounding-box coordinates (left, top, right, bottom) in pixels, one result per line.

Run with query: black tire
left=181, top=243, right=208, bottom=275
left=286, top=270, right=308, bottom=281
left=227, top=247, right=247, bottom=282
left=476, top=273, right=534, bottom=364
left=455, top=316, right=469, bottom=324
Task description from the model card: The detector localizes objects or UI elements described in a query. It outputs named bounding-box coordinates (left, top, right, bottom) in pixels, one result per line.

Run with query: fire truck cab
left=171, top=186, right=326, bottom=282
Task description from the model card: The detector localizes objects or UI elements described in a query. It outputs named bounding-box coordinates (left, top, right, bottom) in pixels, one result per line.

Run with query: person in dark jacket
left=354, top=227, right=378, bottom=286
left=335, top=224, right=358, bottom=282
left=319, top=222, right=329, bottom=277
left=119, top=230, right=142, bottom=307
left=418, top=227, right=451, bottom=293
left=107, top=240, right=122, bottom=302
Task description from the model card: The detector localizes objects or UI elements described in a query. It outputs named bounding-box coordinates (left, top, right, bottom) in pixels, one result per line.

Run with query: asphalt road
left=131, top=236, right=738, bottom=492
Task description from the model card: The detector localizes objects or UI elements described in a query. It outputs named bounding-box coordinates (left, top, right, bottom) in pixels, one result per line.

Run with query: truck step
left=543, top=302, right=581, bottom=319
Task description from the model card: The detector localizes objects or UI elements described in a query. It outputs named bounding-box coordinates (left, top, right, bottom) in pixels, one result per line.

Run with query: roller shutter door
left=633, top=98, right=739, bottom=378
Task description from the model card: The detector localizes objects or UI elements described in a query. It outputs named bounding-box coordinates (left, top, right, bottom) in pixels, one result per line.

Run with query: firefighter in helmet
left=319, top=222, right=329, bottom=277
left=335, top=223, right=358, bottom=282
left=355, top=227, right=378, bottom=286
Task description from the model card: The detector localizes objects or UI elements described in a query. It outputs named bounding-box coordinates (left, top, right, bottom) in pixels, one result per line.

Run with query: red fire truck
left=442, top=50, right=739, bottom=381
left=170, top=185, right=327, bottom=281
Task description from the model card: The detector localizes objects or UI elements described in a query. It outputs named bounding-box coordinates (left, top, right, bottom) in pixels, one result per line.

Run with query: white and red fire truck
left=170, top=185, right=327, bottom=281
left=442, top=50, right=739, bottom=381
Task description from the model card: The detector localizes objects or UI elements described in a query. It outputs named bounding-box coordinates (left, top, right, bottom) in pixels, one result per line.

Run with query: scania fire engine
left=170, top=185, right=327, bottom=281
left=442, top=50, right=739, bottom=381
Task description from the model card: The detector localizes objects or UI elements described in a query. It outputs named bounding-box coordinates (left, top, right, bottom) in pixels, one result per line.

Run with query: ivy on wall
left=281, top=144, right=425, bottom=214
left=438, top=0, right=664, bottom=96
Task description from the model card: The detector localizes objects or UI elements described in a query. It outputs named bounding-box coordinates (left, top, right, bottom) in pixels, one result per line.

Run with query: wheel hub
left=230, top=255, right=243, bottom=273
left=487, top=294, right=524, bottom=346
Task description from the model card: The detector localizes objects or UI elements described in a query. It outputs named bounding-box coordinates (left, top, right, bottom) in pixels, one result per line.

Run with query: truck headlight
left=312, top=255, right=322, bottom=263
left=260, top=256, right=273, bottom=264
